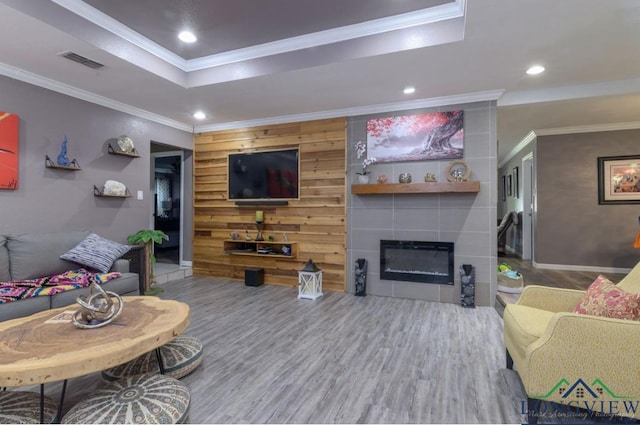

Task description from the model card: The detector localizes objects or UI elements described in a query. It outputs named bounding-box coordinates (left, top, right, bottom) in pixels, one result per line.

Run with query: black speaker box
left=245, top=268, right=264, bottom=286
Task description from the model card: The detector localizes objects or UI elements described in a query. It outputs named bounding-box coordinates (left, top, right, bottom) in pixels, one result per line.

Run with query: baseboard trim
left=181, top=260, right=193, bottom=267
left=532, top=261, right=631, bottom=275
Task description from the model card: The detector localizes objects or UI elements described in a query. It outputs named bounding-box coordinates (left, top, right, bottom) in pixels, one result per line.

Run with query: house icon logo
left=523, top=379, right=639, bottom=420
left=534, top=378, right=631, bottom=400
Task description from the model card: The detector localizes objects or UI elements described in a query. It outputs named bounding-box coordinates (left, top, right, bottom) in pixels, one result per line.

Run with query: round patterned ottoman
left=61, top=374, right=190, bottom=424
left=102, top=335, right=203, bottom=381
left=0, top=390, right=58, bottom=424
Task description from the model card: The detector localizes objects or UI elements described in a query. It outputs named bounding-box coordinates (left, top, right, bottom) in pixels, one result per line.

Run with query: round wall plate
left=446, top=159, right=471, bottom=182
left=117, top=135, right=135, bottom=153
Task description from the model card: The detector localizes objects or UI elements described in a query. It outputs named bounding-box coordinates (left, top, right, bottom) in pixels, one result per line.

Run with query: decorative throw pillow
left=60, top=233, right=130, bottom=273
left=574, top=275, right=640, bottom=320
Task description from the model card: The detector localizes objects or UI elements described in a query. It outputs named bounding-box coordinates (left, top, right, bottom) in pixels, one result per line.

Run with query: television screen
left=228, top=149, right=299, bottom=200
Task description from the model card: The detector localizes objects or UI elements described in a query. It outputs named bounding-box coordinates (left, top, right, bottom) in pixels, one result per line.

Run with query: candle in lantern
left=256, top=211, right=264, bottom=222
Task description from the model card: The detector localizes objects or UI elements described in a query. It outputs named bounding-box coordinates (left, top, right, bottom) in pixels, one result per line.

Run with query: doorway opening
left=152, top=148, right=183, bottom=265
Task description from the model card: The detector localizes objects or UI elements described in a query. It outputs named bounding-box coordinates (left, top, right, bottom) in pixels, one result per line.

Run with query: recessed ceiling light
left=178, top=31, right=197, bottom=43
left=193, top=111, right=206, bottom=120
left=526, top=65, right=545, bottom=75
left=403, top=86, right=416, bottom=94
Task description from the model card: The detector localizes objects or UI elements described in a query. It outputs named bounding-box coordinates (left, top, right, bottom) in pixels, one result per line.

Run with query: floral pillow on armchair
left=574, top=275, right=640, bottom=320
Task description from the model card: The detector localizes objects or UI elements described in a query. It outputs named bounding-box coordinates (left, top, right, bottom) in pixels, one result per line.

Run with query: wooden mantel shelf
left=351, top=181, right=480, bottom=195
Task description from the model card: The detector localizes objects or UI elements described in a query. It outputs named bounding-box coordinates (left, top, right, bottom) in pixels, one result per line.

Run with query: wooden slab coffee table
left=0, top=296, right=190, bottom=387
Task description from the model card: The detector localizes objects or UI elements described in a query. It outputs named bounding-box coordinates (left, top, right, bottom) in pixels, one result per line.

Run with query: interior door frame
left=521, top=152, right=534, bottom=260
left=151, top=150, right=185, bottom=265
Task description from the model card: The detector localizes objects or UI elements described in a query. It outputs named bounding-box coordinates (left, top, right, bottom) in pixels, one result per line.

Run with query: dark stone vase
left=354, top=258, right=368, bottom=296
left=460, top=264, right=475, bottom=308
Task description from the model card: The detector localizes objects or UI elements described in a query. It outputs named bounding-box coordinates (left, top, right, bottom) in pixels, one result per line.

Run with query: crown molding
left=53, top=0, right=465, bottom=73
left=499, top=131, right=536, bottom=168
left=499, top=121, right=640, bottom=168
left=0, top=62, right=192, bottom=132
left=51, top=0, right=188, bottom=69
left=1, top=58, right=499, bottom=136
left=187, top=0, right=466, bottom=71
left=195, top=89, right=501, bottom=133
left=498, top=77, right=640, bottom=107
left=535, top=121, right=640, bottom=136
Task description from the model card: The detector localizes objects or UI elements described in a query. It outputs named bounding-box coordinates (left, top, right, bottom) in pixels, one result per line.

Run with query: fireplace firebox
left=380, top=240, right=454, bottom=285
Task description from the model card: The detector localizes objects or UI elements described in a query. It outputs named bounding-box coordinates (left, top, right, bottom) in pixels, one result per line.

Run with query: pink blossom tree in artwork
left=366, top=111, right=464, bottom=162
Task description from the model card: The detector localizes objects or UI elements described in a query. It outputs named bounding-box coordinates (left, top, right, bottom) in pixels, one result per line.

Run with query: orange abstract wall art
left=0, top=112, right=18, bottom=190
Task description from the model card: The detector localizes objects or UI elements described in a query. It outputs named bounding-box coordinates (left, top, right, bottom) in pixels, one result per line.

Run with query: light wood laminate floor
left=22, top=276, right=531, bottom=424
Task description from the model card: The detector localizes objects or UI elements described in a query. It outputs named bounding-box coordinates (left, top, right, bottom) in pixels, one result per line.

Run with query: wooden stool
left=101, top=335, right=203, bottom=381
left=61, top=374, right=190, bottom=424
left=0, top=390, right=58, bottom=424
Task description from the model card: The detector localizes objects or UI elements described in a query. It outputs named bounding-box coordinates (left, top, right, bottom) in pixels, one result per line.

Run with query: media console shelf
left=223, top=240, right=297, bottom=259
left=351, top=181, right=480, bottom=195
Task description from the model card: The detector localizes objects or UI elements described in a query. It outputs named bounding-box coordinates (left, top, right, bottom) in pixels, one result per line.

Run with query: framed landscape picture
left=0, top=112, right=19, bottom=190
left=597, top=155, right=640, bottom=204
left=366, top=111, right=464, bottom=162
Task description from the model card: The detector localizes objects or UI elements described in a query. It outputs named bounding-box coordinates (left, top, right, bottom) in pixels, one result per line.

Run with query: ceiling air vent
left=60, top=51, right=104, bottom=69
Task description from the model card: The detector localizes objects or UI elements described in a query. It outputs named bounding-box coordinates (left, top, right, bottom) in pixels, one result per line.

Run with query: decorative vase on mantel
left=399, top=172, right=412, bottom=183
left=357, top=174, right=370, bottom=184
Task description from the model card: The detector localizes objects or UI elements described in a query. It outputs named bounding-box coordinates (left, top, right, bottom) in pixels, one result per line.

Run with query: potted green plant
left=127, top=229, right=169, bottom=294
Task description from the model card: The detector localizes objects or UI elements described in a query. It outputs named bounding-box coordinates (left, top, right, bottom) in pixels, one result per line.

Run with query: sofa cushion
left=60, top=233, right=130, bottom=273
left=7, top=230, right=91, bottom=280
left=503, top=304, right=555, bottom=360
left=574, top=275, right=640, bottom=320
left=0, top=296, right=51, bottom=322
left=0, top=236, right=10, bottom=282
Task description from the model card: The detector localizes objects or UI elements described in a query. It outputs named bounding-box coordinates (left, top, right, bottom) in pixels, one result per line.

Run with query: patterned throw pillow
left=60, top=233, right=130, bottom=273
left=574, top=275, right=640, bottom=320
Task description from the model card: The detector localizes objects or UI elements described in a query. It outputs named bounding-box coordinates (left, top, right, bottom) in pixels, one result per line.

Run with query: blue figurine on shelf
left=56, top=135, right=71, bottom=166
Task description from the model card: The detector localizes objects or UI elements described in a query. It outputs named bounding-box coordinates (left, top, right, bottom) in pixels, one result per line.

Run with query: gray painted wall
left=0, top=76, right=193, bottom=252
left=536, top=129, right=640, bottom=269
left=347, top=101, right=497, bottom=306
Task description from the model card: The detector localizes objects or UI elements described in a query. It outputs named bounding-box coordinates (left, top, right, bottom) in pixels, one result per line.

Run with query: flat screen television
left=228, top=148, right=299, bottom=200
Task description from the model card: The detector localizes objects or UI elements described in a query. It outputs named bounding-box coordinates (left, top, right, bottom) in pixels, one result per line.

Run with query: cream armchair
left=503, top=263, right=640, bottom=423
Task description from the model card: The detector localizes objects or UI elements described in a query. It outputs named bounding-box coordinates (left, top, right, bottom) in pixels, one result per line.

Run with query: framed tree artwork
left=366, top=111, right=464, bottom=162
left=512, top=166, right=519, bottom=199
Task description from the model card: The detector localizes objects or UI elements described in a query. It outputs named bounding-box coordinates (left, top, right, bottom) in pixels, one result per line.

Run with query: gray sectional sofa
left=0, top=230, right=144, bottom=322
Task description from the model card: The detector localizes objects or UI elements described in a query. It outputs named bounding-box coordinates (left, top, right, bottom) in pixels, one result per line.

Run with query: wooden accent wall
left=193, top=118, right=347, bottom=292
